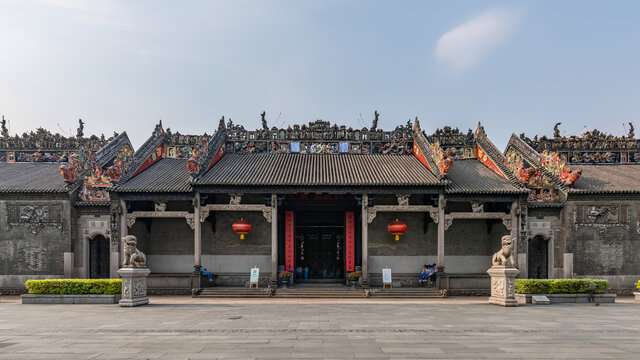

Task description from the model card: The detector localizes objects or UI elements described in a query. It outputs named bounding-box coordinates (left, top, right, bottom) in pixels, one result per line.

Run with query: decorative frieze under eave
left=366, top=205, right=439, bottom=224
left=443, top=211, right=515, bottom=231
left=200, top=203, right=274, bottom=223
left=126, top=211, right=197, bottom=229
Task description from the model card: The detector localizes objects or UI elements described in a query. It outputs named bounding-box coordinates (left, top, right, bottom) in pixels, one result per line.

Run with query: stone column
left=510, top=200, right=519, bottom=267
left=193, top=193, right=202, bottom=272
left=361, top=194, right=369, bottom=287
left=437, top=194, right=445, bottom=267
left=270, top=194, right=278, bottom=284
left=112, top=199, right=127, bottom=278
left=436, top=194, right=447, bottom=290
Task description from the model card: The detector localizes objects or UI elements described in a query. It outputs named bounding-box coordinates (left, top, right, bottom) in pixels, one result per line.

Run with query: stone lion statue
left=492, top=235, right=515, bottom=267
left=122, top=235, right=147, bottom=268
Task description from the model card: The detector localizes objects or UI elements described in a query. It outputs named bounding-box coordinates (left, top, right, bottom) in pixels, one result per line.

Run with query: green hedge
left=515, top=279, right=609, bottom=294
left=25, top=279, right=121, bottom=295
left=636, top=280, right=640, bottom=292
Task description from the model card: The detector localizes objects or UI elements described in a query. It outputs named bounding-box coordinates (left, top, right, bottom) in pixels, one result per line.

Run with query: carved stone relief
left=229, top=194, right=243, bottom=205
left=573, top=204, right=630, bottom=234
left=6, top=203, right=62, bottom=234
left=396, top=194, right=410, bottom=208
left=471, top=201, right=484, bottom=213
left=154, top=201, right=166, bottom=212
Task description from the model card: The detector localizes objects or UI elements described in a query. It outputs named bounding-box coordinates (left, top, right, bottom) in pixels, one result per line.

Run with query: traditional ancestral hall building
left=0, top=115, right=638, bottom=294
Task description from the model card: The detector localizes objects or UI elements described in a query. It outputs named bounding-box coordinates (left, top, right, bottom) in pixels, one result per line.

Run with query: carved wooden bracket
left=367, top=208, right=377, bottom=224
left=502, top=216, right=513, bottom=231
left=262, top=207, right=273, bottom=223
left=444, top=218, right=453, bottom=231
left=186, top=215, right=196, bottom=230
left=200, top=209, right=210, bottom=223
left=428, top=209, right=439, bottom=224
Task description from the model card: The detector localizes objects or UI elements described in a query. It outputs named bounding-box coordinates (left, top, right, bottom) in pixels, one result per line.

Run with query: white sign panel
left=382, top=268, right=392, bottom=283
left=250, top=267, right=259, bottom=283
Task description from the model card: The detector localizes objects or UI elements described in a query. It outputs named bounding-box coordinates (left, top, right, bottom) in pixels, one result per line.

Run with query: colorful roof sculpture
left=520, top=123, right=639, bottom=165
left=111, top=113, right=525, bottom=195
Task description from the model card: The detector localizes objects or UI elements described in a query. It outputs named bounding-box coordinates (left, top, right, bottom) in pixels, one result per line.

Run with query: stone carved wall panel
left=573, top=204, right=630, bottom=234
left=6, top=203, right=62, bottom=234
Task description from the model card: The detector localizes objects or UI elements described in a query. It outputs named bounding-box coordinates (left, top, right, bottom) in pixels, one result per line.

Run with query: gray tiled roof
left=116, top=158, right=191, bottom=192
left=197, top=153, right=440, bottom=186
left=570, top=165, right=640, bottom=193
left=446, top=159, right=525, bottom=194
left=0, top=162, right=68, bottom=193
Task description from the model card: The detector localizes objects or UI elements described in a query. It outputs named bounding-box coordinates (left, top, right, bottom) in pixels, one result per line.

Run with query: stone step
left=196, top=287, right=272, bottom=298
left=274, top=286, right=365, bottom=298
left=368, top=289, right=445, bottom=298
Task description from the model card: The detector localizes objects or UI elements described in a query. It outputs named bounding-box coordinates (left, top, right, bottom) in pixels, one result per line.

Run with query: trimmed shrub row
left=636, top=280, right=640, bottom=292
left=515, top=279, right=609, bottom=294
left=25, top=279, right=121, bottom=295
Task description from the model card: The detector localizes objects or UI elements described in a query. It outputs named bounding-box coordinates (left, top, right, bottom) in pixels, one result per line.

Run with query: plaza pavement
left=0, top=295, right=638, bottom=359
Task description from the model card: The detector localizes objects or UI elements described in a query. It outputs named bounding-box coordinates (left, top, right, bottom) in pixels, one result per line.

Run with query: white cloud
left=435, top=8, right=522, bottom=71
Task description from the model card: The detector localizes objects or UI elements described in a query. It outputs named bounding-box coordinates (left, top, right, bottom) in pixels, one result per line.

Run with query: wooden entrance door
left=89, top=235, right=110, bottom=279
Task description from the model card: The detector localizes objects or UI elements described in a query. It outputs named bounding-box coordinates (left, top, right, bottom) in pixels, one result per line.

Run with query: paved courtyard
left=0, top=296, right=638, bottom=359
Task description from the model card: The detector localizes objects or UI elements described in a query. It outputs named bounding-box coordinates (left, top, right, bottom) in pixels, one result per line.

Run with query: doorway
left=89, top=235, right=110, bottom=278
left=295, top=226, right=344, bottom=280
left=294, top=211, right=345, bottom=281
left=528, top=235, right=548, bottom=279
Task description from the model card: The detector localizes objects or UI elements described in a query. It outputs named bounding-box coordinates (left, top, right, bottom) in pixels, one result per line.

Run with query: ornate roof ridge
left=119, top=121, right=165, bottom=183
left=505, top=133, right=541, bottom=164
left=96, top=131, right=132, bottom=168
left=412, top=118, right=444, bottom=181
left=474, top=123, right=523, bottom=188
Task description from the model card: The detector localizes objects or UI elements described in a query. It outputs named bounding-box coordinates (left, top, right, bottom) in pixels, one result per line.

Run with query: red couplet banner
left=345, top=211, right=355, bottom=272
left=285, top=211, right=294, bottom=271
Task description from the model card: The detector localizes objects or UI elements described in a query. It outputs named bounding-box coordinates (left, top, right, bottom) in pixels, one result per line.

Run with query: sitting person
left=419, top=264, right=430, bottom=281
left=202, top=267, right=213, bottom=281
left=428, top=263, right=437, bottom=284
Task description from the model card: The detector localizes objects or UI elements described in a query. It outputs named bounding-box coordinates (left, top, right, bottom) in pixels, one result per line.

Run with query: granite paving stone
left=0, top=296, right=638, bottom=359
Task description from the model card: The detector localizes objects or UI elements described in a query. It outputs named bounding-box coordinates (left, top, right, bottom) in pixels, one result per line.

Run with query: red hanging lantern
left=232, top=219, right=252, bottom=239
left=387, top=219, right=407, bottom=241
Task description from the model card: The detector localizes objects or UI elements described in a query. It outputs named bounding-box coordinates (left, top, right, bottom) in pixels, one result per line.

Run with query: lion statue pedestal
left=487, top=235, right=520, bottom=307
left=118, top=235, right=151, bottom=307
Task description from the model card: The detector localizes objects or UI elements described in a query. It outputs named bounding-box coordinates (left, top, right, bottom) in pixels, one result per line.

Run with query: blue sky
left=1, top=0, right=639, bottom=149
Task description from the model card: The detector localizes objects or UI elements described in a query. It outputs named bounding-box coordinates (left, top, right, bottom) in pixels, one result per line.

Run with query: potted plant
left=278, top=271, right=292, bottom=289
left=634, top=280, right=640, bottom=303
left=347, top=272, right=361, bottom=289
